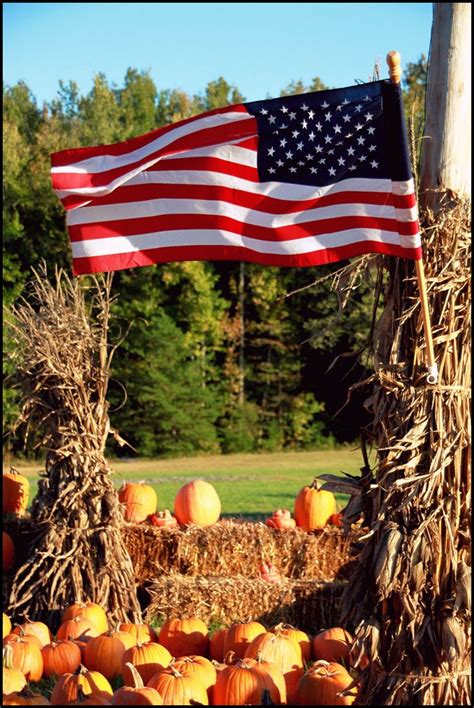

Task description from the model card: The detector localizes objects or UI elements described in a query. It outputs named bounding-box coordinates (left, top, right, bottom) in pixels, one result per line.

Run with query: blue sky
left=4, top=3, right=432, bottom=106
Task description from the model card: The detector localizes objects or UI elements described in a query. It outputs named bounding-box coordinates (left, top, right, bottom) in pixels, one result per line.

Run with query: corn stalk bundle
left=332, top=197, right=471, bottom=705
left=5, top=266, right=142, bottom=628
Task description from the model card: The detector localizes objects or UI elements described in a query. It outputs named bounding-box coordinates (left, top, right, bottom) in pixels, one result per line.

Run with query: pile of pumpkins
left=3, top=602, right=363, bottom=704
left=118, top=477, right=340, bottom=532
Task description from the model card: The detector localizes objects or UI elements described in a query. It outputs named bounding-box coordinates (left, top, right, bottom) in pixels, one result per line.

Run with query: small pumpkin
left=3, top=531, right=15, bottom=571
left=223, top=621, right=266, bottom=660
left=42, top=640, right=82, bottom=677
left=62, top=602, right=108, bottom=634
left=71, top=687, right=112, bottom=705
left=259, top=562, right=281, bottom=583
left=3, top=468, right=30, bottom=516
left=2, top=686, right=51, bottom=705
left=3, top=612, right=12, bottom=639
left=112, top=662, right=163, bottom=705
left=13, top=620, right=52, bottom=648
left=146, top=664, right=209, bottom=705
left=294, top=659, right=357, bottom=705
left=3, top=632, right=43, bottom=681
left=245, top=652, right=287, bottom=704
left=148, top=510, right=178, bottom=527
left=118, top=482, right=157, bottom=523
left=174, top=479, right=221, bottom=527
left=121, top=641, right=172, bottom=686
left=294, top=479, right=336, bottom=531
left=265, top=509, right=297, bottom=530
left=209, top=627, right=228, bottom=662
left=171, top=655, right=217, bottom=700
left=57, top=617, right=101, bottom=643
left=312, top=627, right=353, bottom=665
left=244, top=629, right=304, bottom=703
left=50, top=664, right=113, bottom=705
left=83, top=630, right=136, bottom=679
left=212, top=658, right=277, bottom=706
left=118, top=622, right=157, bottom=644
left=158, top=616, right=209, bottom=657
left=3, top=645, right=27, bottom=695
left=271, top=623, right=311, bottom=663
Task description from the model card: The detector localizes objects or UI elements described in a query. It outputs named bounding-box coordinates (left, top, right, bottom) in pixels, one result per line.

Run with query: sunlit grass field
left=11, top=448, right=365, bottom=519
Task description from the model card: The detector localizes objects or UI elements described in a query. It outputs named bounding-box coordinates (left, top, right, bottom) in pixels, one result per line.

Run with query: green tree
left=118, top=68, right=158, bottom=138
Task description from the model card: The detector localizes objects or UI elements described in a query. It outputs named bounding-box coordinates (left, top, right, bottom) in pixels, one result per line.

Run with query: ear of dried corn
left=4, top=266, right=142, bottom=628
left=340, top=198, right=471, bottom=705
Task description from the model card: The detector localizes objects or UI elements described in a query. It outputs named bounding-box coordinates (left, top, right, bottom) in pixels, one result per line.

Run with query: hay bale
left=144, top=575, right=345, bottom=633
left=124, top=520, right=358, bottom=584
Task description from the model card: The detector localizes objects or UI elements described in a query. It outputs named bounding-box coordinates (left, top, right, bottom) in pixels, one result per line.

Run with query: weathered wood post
left=420, top=3, right=471, bottom=211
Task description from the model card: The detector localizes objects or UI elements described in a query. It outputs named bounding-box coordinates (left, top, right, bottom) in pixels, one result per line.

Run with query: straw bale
left=144, top=575, right=345, bottom=633
left=123, top=520, right=358, bottom=583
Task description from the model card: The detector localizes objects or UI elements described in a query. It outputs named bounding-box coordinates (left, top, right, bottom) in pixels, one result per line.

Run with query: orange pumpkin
left=3, top=645, right=27, bottom=695
left=118, top=623, right=157, bottom=644
left=159, top=617, right=209, bottom=657
left=57, top=617, right=101, bottom=643
left=245, top=653, right=287, bottom=704
left=173, top=480, right=221, bottom=527
left=2, top=686, right=51, bottom=705
left=62, top=603, right=109, bottom=634
left=271, top=623, right=311, bottom=663
left=13, top=620, right=52, bottom=648
left=42, top=640, right=82, bottom=677
left=171, top=655, right=217, bottom=700
left=312, top=627, right=353, bottom=665
left=294, top=479, right=336, bottom=531
left=294, top=659, right=357, bottom=705
left=121, top=641, right=172, bottom=686
left=112, top=662, right=163, bottom=705
left=244, top=629, right=304, bottom=703
left=212, top=658, right=277, bottom=705
left=146, top=665, right=209, bottom=705
left=209, top=627, right=227, bottom=662
left=265, top=509, right=297, bottom=530
left=259, top=562, right=281, bottom=583
left=223, top=621, right=266, bottom=660
left=83, top=631, right=135, bottom=680
left=70, top=687, right=112, bottom=705
left=3, top=531, right=15, bottom=571
left=3, top=633, right=43, bottom=681
left=148, top=510, right=178, bottom=527
left=50, top=664, right=113, bottom=705
left=118, top=482, right=157, bottom=523
left=3, top=612, right=12, bottom=639
left=3, top=468, right=30, bottom=516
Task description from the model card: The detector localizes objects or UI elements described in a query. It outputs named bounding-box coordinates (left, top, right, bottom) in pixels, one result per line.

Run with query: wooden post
left=387, top=50, right=438, bottom=384
left=420, top=3, right=471, bottom=213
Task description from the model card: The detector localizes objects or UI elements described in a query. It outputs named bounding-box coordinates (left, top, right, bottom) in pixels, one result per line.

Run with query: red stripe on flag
left=72, top=241, right=423, bottom=276
left=69, top=213, right=420, bottom=243
left=51, top=117, right=257, bottom=191
left=51, top=104, right=249, bottom=166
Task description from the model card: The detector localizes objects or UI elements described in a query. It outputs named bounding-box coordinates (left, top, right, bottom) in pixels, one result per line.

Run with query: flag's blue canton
left=246, top=81, right=393, bottom=188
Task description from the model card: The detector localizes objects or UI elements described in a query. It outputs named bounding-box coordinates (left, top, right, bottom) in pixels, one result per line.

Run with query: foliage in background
left=3, top=59, right=427, bottom=458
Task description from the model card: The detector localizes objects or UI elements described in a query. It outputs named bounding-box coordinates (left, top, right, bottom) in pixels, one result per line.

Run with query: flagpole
left=386, top=50, right=438, bottom=385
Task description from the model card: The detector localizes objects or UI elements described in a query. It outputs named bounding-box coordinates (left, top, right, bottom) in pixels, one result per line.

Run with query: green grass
left=12, top=447, right=365, bottom=519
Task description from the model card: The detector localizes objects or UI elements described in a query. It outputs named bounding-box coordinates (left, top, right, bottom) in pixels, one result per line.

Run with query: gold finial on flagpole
left=386, top=50, right=402, bottom=85
left=386, top=50, right=438, bottom=385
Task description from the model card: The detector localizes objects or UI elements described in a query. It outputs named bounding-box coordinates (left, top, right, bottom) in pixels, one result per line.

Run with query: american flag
left=51, top=79, right=421, bottom=276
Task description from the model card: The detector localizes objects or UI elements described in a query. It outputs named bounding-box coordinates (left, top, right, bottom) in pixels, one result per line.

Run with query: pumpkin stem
left=310, top=478, right=323, bottom=490
left=224, top=649, right=237, bottom=664
left=124, top=661, right=145, bottom=688
left=169, top=664, right=184, bottom=678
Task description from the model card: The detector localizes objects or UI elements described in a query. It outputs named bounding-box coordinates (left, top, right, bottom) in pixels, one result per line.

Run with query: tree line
left=3, top=58, right=427, bottom=458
